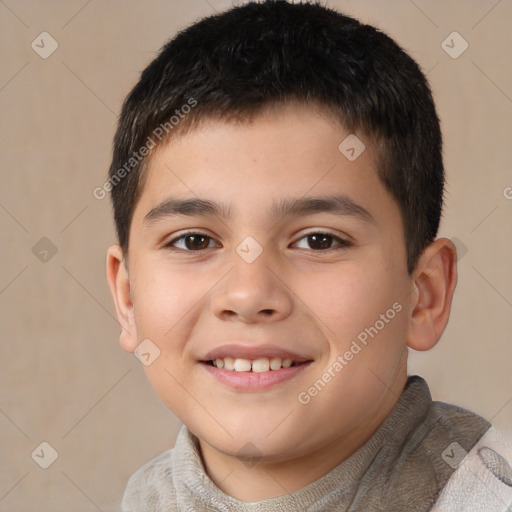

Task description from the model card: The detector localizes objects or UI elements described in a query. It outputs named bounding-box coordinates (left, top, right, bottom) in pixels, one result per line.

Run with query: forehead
left=132, top=103, right=396, bottom=228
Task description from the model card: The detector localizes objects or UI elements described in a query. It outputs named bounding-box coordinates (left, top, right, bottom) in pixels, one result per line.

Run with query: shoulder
left=432, top=425, right=512, bottom=511
left=420, top=395, right=492, bottom=453
left=120, top=448, right=177, bottom=512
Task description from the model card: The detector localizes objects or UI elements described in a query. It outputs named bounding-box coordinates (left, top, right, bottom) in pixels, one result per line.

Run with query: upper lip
left=201, top=343, right=312, bottom=363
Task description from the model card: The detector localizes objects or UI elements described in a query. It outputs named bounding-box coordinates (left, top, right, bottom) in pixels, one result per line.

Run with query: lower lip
left=200, top=361, right=312, bottom=392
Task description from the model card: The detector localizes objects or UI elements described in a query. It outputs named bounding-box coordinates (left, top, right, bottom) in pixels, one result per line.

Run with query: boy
left=105, top=1, right=512, bottom=510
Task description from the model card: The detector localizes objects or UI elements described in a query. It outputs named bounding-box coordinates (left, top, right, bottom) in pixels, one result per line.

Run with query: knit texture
left=121, top=376, right=490, bottom=511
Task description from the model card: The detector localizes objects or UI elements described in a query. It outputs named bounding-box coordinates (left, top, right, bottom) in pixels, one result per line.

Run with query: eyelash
left=163, top=230, right=352, bottom=253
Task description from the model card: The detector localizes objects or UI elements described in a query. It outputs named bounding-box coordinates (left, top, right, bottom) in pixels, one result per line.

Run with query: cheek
left=130, top=262, right=205, bottom=418
left=301, top=262, right=407, bottom=377
left=132, top=260, right=207, bottom=341
left=297, top=263, right=394, bottom=337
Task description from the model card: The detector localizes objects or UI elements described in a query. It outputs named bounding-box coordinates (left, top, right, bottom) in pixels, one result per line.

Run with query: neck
left=198, top=370, right=408, bottom=502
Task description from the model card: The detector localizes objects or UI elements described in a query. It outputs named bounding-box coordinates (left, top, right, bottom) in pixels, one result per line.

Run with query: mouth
left=199, top=357, right=313, bottom=392
left=202, top=356, right=305, bottom=372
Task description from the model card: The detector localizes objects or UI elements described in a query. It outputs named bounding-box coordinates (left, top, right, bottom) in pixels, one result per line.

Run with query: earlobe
left=106, top=244, right=138, bottom=353
left=406, top=238, right=458, bottom=352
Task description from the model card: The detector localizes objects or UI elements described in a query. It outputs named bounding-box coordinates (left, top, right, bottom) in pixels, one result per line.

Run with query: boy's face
left=110, top=102, right=419, bottom=468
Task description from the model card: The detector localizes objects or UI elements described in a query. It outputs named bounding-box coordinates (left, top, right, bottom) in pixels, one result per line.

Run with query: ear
left=406, top=238, right=458, bottom=352
left=106, top=244, right=138, bottom=353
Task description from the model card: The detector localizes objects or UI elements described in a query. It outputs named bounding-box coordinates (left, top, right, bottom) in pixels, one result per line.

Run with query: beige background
left=0, top=0, right=511, bottom=510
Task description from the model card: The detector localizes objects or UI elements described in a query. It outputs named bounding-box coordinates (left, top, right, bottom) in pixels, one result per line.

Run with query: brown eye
left=293, top=232, right=351, bottom=252
left=183, top=234, right=211, bottom=250
left=307, top=233, right=333, bottom=250
left=166, top=233, right=216, bottom=251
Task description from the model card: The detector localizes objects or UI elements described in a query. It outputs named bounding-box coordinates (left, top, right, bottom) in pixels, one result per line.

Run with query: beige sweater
left=120, top=376, right=501, bottom=511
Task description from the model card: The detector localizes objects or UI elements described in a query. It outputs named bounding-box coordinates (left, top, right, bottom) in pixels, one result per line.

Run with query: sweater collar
left=171, top=375, right=433, bottom=511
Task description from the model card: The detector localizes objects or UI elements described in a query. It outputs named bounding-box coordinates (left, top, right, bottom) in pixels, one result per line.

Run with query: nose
left=210, top=248, right=293, bottom=324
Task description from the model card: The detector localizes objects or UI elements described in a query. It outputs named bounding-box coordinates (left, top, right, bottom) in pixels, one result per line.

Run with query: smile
left=201, top=359, right=312, bottom=392
left=207, top=356, right=298, bottom=372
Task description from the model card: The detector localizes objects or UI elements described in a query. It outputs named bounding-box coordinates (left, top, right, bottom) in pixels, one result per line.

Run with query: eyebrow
left=143, top=193, right=376, bottom=226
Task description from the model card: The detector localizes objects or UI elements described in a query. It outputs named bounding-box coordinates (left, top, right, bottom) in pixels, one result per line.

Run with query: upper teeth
left=213, top=357, right=293, bottom=372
